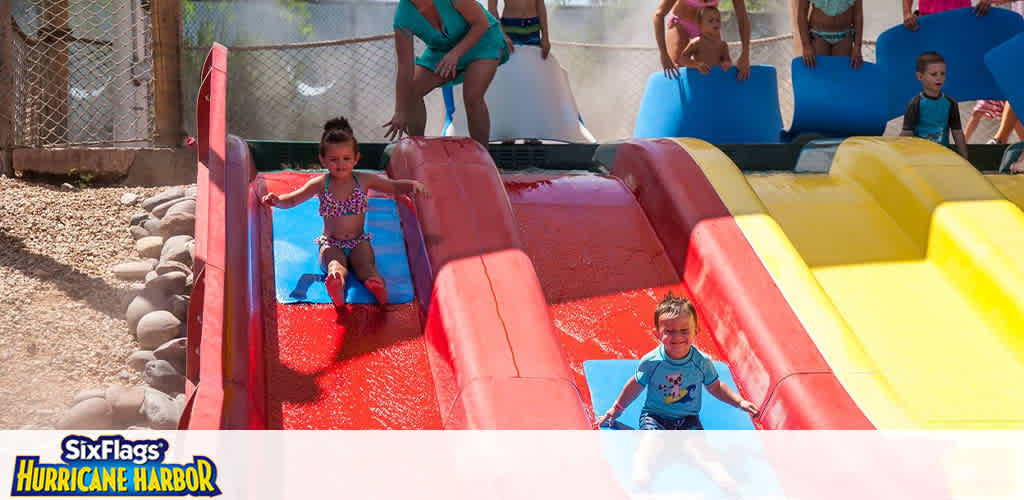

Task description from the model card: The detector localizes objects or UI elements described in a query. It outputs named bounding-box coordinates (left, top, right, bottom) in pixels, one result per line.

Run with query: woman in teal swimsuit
left=384, top=0, right=512, bottom=146
left=797, top=0, right=864, bottom=69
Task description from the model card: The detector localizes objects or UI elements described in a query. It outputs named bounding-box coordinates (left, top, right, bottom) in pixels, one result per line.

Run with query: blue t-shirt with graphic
left=635, top=345, right=719, bottom=419
left=902, top=92, right=962, bottom=146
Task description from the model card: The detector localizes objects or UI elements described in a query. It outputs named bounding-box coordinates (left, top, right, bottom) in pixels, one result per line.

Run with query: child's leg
left=965, top=110, right=984, bottom=142
left=319, top=246, right=349, bottom=309
left=347, top=239, right=388, bottom=305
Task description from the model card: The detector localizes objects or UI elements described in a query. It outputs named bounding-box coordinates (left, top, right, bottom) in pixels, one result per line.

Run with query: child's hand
left=739, top=399, right=759, bottom=416
left=696, top=62, right=711, bottom=75
left=261, top=193, right=279, bottom=207
left=595, top=411, right=616, bottom=428
left=802, top=44, right=816, bottom=68
left=720, top=61, right=732, bottom=72
left=903, top=12, right=919, bottom=31
left=412, top=181, right=430, bottom=198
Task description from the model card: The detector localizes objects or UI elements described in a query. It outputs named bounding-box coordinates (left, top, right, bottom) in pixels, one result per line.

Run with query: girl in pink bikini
left=654, top=0, right=753, bottom=81
left=261, top=117, right=428, bottom=310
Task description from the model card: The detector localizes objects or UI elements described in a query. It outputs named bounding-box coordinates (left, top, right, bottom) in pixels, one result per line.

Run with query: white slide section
left=442, top=46, right=596, bottom=143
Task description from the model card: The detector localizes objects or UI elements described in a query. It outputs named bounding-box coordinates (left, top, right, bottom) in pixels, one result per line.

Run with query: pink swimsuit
left=669, top=0, right=720, bottom=40
left=315, top=174, right=372, bottom=252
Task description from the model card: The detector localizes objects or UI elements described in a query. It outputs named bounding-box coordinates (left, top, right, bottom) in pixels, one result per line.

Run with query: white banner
left=2, top=431, right=1022, bottom=499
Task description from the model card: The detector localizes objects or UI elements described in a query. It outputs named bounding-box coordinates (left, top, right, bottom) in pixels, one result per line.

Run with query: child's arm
left=595, top=378, right=644, bottom=428
left=797, top=0, right=815, bottom=68
left=358, top=172, right=430, bottom=197
left=536, top=0, right=551, bottom=59
left=900, top=97, right=920, bottom=137
left=719, top=40, right=732, bottom=71
left=261, top=175, right=323, bottom=208
left=679, top=39, right=711, bottom=74
left=851, top=0, right=864, bottom=69
left=949, top=98, right=968, bottom=159
left=653, top=0, right=679, bottom=79
left=707, top=380, right=759, bottom=415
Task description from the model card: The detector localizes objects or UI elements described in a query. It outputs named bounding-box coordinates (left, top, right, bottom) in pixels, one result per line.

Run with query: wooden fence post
left=1, top=0, right=14, bottom=175
left=152, top=0, right=184, bottom=147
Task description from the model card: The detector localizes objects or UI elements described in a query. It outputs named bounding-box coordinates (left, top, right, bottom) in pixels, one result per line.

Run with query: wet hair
left=697, top=6, right=720, bottom=25
left=654, top=291, right=697, bottom=330
left=319, top=116, right=358, bottom=156
left=916, top=52, right=945, bottom=73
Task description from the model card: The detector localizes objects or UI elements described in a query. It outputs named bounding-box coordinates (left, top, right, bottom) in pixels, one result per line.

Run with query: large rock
left=145, top=271, right=187, bottom=296
left=184, top=186, right=197, bottom=198
left=168, top=294, right=189, bottom=323
left=126, top=289, right=169, bottom=334
left=165, top=198, right=196, bottom=217
left=135, top=236, right=164, bottom=259
left=143, top=360, right=185, bottom=396
left=140, top=388, right=185, bottom=430
left=142, top=217, right=162, bottom=235
left=72, top=388, right=106, bottom=405
left=160, top=212, right=196, bottom=239
left=137, top=311, right=180, bottom=349
left=56, top=398, right=113, bottom=430
left=127, top=350, right=156, bottom=372
left=152, top=196, right=194, bottom=218
left=142, top=187, right=185, bottom=212
left=161, top=235, right=194, bottom=266
left=156, top=260, right=191, bottom=276
left=154, top=338, right=187, bottom=375
left=112, top=260, right=155, bottom=281
left=129, top=213, right=149, bottom=226
left=120, top=193, right=140, bottom=206
left=105, top=385, right=145, bottom=427
left=129, top=225, right=150, bottom=241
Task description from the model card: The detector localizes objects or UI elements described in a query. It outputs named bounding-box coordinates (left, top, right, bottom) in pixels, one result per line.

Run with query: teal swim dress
left=393, top=0, right=510, bottom=86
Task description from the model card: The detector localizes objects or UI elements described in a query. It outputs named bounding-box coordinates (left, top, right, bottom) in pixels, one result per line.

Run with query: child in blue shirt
left=596, top=292, right=758, bottom=430
left=900, top=51, right=969, bottom=159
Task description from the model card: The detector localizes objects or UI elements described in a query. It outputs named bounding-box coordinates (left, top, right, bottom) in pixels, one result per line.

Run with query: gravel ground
left=0, top=176, right=194, bottom=429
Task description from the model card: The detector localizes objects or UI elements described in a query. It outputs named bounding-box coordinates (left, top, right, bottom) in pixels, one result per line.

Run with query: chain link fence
left=177, top=1, right=1002, bottom=145
left=6, top=0, right=154, bottom=148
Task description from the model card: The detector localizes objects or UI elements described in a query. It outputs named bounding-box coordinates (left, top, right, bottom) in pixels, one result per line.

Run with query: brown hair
left=696, top=6, right=720, bottom=25
left=654, top=291, right=697, bottom=330
left=319, top=116, right=358, bottom=156
left=916, top=51, right=945, bottom=73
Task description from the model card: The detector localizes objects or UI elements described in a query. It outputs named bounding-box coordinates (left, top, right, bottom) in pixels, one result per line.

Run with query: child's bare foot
left=364, top=277, right=388, bottom=306
left=325, top=274, right=346, bottom=308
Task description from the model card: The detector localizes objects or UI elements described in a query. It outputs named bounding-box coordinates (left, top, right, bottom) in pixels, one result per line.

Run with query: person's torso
left=913, top=93, right=953, bottom=145
left=638, top=346, right=713, bottom=418
left=808, top=0, right=856, bottom=30
left=396, top=0, right=497, bottom=49
left=500, top=0, right=539, bottom=19
left=319, top=174, right=369, bottom=240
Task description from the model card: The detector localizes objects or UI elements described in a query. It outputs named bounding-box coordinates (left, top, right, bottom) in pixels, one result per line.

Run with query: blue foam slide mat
left=876, top=7, right=1024, bottom=118
left=583, top=359, right=755, bottom=430
left=633, top=72, right=686, bottom=138
left=985, top=32, right=1024, bottom=118
left=788, top=57, right=888, bottom=138
left=271, top=196, right=415, bottom=305
left=634, top=66, right=784, bottom=143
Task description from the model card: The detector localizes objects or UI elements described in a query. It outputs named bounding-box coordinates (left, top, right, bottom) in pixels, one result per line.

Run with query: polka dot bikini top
left=318, top=174, right=368, bottom=217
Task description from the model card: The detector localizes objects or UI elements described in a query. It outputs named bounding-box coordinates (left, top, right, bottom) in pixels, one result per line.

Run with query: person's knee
left=463, top=93, right=487, bottom=110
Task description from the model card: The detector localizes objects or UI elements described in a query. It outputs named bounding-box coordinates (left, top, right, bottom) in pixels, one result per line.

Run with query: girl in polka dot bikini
left=261, top=117, right=429, bottom=311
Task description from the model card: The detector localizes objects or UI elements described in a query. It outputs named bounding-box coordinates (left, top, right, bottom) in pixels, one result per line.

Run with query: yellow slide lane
left=680, top=137, right=1024, bottom=429
left=986, top=174, right=1024, bottom=212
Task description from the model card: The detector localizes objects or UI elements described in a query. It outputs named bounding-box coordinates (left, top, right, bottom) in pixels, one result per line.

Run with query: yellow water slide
left=680, top=137, right=1024, bottom=429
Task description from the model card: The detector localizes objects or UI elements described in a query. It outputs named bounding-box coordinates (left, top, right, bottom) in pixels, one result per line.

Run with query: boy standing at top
left=901, top=51, right=969, bottom=159
left=488, top=0, right=551, bottom=58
